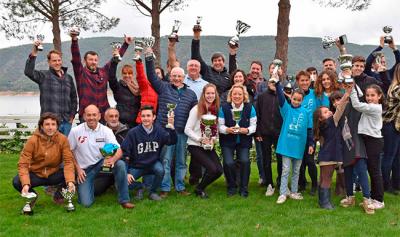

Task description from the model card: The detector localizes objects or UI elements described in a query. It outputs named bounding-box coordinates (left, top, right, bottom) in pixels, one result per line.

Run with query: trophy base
left=384, top=36, right=393, bottom=44
left=193, top=25, right=202, bottom=32
left=37, top=46, right=43, bottom=51
left=202, top=145, right=213, bottom=150
left=133, top=55, right=141, bottom=61
left=168, top=35, right=179, bottom=42
left=165, top=124, right=173, bottom=129
left=66, top=204, right=75, bottom=212
left=113, top=56, right=122, bottom=62
left=100, top=166, right=113, bottom=173
left=22, top=203, right=33, bottom=215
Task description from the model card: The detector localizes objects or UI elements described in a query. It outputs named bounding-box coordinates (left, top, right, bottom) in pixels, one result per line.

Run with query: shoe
left=53, top=190, right=64, bottom=205
left=289, top=192, right=303, bottom=200
left=177, top=190, right=191, bottom=196
left=371, top=199, right=385, bottom=210
left=258, top=178, right=265, bottom=186
left=318, top=187, right=334, bottom=210
left=340, top=196, right=355, bottom=207
left=309, top=186, right=317, bottom=196
left=265, top=184, right=275, bottom=197
left=195, top=189, right=209, bottom=199
left=276, top=195, right=287, bottom=204
left=160, top=191, right=169, bottom=198
left=298, top=186, right=306, bottom=192
left=135, top=189, right=144, bottom=200
left=149, top=193, right=162, bottom=201
left=361, top=198, right=375, bottom=214
left=121, top=202, right=135, bottom=209
left=239, top=191, right=249, bottom=198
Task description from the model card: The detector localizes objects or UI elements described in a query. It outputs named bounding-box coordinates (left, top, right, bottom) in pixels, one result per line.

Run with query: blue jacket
left=145, top=57, right=198, bottom=133
left=365, top=46, right=400, bottom=81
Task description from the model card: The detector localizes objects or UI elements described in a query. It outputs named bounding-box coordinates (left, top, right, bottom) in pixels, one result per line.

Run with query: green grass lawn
left=1, top=153, right=399, bottom=237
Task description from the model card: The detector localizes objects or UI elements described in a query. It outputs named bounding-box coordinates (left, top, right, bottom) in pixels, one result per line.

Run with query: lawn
left=1, top=153, right=399, bottom=237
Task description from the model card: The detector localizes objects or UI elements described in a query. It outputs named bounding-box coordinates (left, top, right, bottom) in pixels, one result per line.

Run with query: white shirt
left=184, top=105, right=204, bottom=146
left=184, top=75, right=208, bottom=100
left=68, top=123, right=119, bottom=169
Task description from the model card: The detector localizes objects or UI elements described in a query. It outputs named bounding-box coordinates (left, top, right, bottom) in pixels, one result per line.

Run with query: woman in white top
left=184, top=84, right=223, bottom=198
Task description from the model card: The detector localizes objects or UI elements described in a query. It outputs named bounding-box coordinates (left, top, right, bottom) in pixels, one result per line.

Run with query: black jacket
left=255, top=88, right=282, bottom=138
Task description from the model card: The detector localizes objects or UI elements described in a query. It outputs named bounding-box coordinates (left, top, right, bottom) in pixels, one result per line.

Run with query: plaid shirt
left=383, top=85, right=400, bottom=131
left=71, top=39, right=128, bottom=117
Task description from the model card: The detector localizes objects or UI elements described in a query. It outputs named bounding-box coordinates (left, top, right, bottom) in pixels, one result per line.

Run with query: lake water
left=0, top=95, right=116, bottom=115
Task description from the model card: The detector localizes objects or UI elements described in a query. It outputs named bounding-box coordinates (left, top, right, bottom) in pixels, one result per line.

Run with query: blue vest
left=219, top=103, right=253, bottom=148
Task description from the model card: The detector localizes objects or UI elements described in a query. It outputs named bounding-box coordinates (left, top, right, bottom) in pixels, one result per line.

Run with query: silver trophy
left=228, top=20, right=251, bottom=48
left=21, top=192, right=37, bottom=215
left=200, top=114, right=216, bottom=150
left=231, top=108, right=242, bottom=133
left=61, top=188, right=75, bottom=212
left=133, top=39, right=144, bottom=61
left=111, top=42, right=122, bottom=62
left=322, top=35, right=347, bottom=49
left=269, top=59, right=283, bottom=83
left=69, top=25, right=81, bottom=36
left=169, top=20, right=182, bottom=42
left=372, top=51, right=385, bottom=66
left=36, top=34, right=45, bottom=51
left=193, top=16, right=203, bottom=32
left=143, top=36, right=156, bottom=59
left=383, top=26, right=393, bottom=44
left=338, top=54, right=354, bottom=83
left=166, top=103, right=176, bottom=129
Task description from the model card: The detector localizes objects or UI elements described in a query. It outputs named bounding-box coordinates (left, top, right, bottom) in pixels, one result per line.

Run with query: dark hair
left=313, top=106, right=329, bottom=145
left=295, top=70, right=310, bottom=81
left=84, top=51, right=98, bottom=60
left=230, top=69, right=248, bottom=85
left=306, top=67, right=317, bottom=74
left=47, top=50, right=62, bottom=60
left=155, top=66, right=165, bottom=80
left=250, top=60, right=263, bottom=70
left=366, top=84, right=384, bottom=104
left=292, top=88, right=305, bottom=97
left=140, top=105, right=155, bottom=114
left=329, top=91, right=344, bottom=111
left=38, top=112, right=60, bottom=128
left=322, top=58, right=335, bottom=64
left=211, top=52, right=225, bottom=63
left=352, top=55, right=366, bottom=64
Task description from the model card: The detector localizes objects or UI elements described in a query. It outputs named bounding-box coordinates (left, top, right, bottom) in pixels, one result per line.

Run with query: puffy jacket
left=255, top=88, right=282, bottom=138
left=135, top=60, right=158, bottom=124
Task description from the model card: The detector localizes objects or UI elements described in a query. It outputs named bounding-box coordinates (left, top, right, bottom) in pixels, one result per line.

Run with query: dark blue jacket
left=365, top=46, right=400, bottom=81
left=145, top=57, right=197, bottom=133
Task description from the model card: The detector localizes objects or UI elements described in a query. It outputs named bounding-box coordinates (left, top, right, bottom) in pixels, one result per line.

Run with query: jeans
left=382, top=122, right=400, bottom=190
left=13, top=169, right=65, bottom=193
left=255, top=139, right=265, bottom=182
left=77, top=159, right=130, bottom=207
left=128, top=161, right=164, bottom=194
left=160, top=132, right=188, bottom=192
left=221, top=145, right=250, bottom=195
left=280, top=156, right=302, bottom=195
left=59, top=120, right=72, bottom=136
left=344, top=159, right=370, bottom=198
left=363, top=135, right=384, bottom=201
left=261, top=136, right=281, bottom=188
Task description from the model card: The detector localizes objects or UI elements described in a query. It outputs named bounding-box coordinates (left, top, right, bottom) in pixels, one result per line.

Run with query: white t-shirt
left=68, top=123, right=119, bottom=169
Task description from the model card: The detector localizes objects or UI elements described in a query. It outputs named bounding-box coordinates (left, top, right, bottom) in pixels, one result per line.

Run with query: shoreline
left=0, top=91, right=39, bottom=96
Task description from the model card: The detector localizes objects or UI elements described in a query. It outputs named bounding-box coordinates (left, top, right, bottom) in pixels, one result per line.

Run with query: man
left=122, top=105, right=177, bottom=201
left=70, top=32, right=132, bottom=122
left=191, top=26, right=237, bottom=95
left=322, top=58, right=337, bottom=72
left=12, top=112, right=75, bottom=213
left=68, top=105, right=134, bottom=208
left=24, top=41, right=77, bottom=136
left=184, top=59, right=208, bottom=100
left=145, top=48, right=197, bottom=197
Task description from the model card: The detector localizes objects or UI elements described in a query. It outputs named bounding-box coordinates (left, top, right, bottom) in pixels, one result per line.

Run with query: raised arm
left=333, top=86, right=351, bottom=126
left=144, top=48, right=166, bottom=94
left=108, top=60, right=119, bottom=94
left=389, top=37, right=400, bottom=72
left=275, top=82, right=286, bottom=107
left=70, top=38, right=83, bottom=81
left=24, top=41, right=47, bottom=84
left=136, top=59, right=150, bottom=91
left=350, top=86, right=381, bottom=115
left=168, top=40, right=178, bottom=70
left=191, top=30, right=208, bottom=78
left=365, top=38, right=384, bottom=76
left=228, top=46, right=238, bottom=74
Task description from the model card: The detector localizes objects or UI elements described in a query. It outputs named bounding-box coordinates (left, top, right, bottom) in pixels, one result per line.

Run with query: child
left=313, top=84, right=351, bottom=209
left=350, top=84, right=385, bottom=210
left=274, top=80, right=313, bottom=204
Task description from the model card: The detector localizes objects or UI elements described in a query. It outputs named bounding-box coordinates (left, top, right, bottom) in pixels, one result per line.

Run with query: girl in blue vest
left=274, top=79, right=314, bottom=204
left=218, top=84, right=257, bottom=197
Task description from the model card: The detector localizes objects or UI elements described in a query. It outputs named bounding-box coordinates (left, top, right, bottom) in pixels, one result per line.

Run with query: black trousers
left=299, top=145, right=317, bottom=188
left=13, top=170, right=65, bottom=193
left=188, top=145, right=223, bottom=191
left=261, top=136, right=282, bottom=188
left=363, top=135, right=384, bottom=202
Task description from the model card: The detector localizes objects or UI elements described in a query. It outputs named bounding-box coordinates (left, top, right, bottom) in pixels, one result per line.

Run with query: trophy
left=61, top=188, right=75, bottom=212
left=338, top=54, right=354, bottom=83
left=284, top=81, right=293, bottom=94
left=166, top=103, right=176, bottom=129
left=200, top=114, right=217, bottom=150
left=36, top=34, right=45, bottom=51
left=269, top=59, right=282, bottom=83
left=231, top=108, right=242, bottom=133
left=169, top=20, right=182, bottom=42
left=372, top=51, right=385, bottom=66
left=133, top=38, right=144, bottom=61
left=193, top=16, right=202, bottom=32
left=322, top=35, right=347, bottom=49
left=383, top=26, right=393, bottom=44
left=228, top=20, right=251, bottom=48
left=111, top=42, right=122, bottom=62
left=21, top=192, right=37, bottom=215
left=69, top=25, right=81, bottom=36
left=99, top=143, right=119, bottom=173
left=143, top=36, right=156, bottom=59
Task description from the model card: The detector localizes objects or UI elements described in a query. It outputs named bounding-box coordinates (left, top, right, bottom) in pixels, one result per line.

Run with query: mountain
left=0, top=35, right=394, bottom=92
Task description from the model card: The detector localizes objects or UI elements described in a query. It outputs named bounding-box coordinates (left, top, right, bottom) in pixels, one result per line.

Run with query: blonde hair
left=227, top=84, right=249, bottom=103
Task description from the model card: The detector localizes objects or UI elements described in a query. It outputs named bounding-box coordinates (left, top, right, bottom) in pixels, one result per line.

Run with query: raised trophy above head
left=269, top=59, right=282, bottom=83
left=61, top=188, right=75, bottom=212
left=231, top=108, right=243, bottom=134
left=166, top=103, right=177, bottom=129
left=36, top=34, right=45, bottom=51
left=69, top=25, right=81, bottom=36
left=169, top=20, right=182, bottom=42
left=322, top=34, right=347, bottom=49
left=110, top=42, right=122, bottom=62
left=200, top=114, right=217, bottom=150
left=143, top=36, right=156, bottom=59
left=100, top=143, right=119, bottom=173
left=372, top=51, right=385, bottom=66
left=338, top=54, right=354, bottom=83
left=21, top=192, right=37, bottom=215
left=193, top=16, right=203, bottom=32
left=383, top=26, right=393, bottom=44
left=228, top=20, right=251, bottom=48
left=133, top=38, right=144, bottom=61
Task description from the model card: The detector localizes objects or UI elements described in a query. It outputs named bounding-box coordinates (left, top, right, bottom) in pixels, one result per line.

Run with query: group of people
left=13, top=27, right=400, bottom=216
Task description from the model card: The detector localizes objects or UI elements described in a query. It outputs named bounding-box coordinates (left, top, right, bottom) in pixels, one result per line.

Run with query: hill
left=0, top=35, right=395, bottom=92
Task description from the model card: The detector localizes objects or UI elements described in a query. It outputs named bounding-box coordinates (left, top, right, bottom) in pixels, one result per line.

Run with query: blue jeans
left=77, top=159, right=130, bottom=207
left=255, top=139, right=265, bottom=181
left=161, top=132, right=188, bottom=192
left=59, top=120, right=72, bottom=136
left=345, top=159, right=371, bottom=198
left=221, top=145, right=250, bottom=194
left=280, top=156, right=302, bottom=195
left=382, top=122, right=400, bottom=189
left=128, top=161, right=164, bottom=194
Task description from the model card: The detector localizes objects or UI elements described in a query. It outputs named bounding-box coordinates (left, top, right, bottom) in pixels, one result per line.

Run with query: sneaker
left=177, top=190, right=191, bottom=196
left=194, top=189, right=209, bottom=199
left=265, top=184, right=275, bottom=197
left=276, top=195, right=287, bottom=204
left=371, top=199, right=385, bottom=210
left=149, top=193, right=162, bottom=201
left=340, top=196, right=355, bottom=207
left=289, top=192, right=303, bottom=200
left=159, top=191, right=169, bottom=198
left=135, top=189, right=144, bottom=200
left=258, top=178, right=265, bottom=186
left=361, top=198, right=375, bottom=214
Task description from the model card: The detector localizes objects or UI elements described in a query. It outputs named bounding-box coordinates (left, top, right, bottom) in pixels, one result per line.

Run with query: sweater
left=18, top=129, right=75, bottom=186
left=122, top=124, right=177, bottom=168
left=255, top=88, right=282, bottom=138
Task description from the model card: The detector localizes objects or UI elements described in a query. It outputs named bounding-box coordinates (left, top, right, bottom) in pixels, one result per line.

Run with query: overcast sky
left=0, top=0, right=398, bottom=48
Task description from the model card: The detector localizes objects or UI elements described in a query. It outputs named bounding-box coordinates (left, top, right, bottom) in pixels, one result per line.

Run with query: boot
left=319, top=187, right=334, bottom=210
left=335, top=172, right=346, bottom=197
left=361, top=198, right=375, bottom=214
left=340, top=196, right=355, bottom=207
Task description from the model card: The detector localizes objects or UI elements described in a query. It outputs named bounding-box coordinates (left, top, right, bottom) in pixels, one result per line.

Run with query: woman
left=185, top=84, right=223, bottom=198
left=218, top=84, right=257, bottom=197
left=220, top=69, right=254, bottom=103
left=314, top=70, right=340, bottom=107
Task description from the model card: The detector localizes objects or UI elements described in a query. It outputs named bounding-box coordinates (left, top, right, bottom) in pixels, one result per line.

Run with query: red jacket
left=136, top=60, right=158, bottom=124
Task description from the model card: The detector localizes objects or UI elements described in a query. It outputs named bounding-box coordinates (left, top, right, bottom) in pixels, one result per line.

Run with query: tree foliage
left=314, top=0, right=372, bottom=11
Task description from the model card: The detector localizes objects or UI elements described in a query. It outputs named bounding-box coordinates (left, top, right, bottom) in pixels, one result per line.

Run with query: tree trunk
left=151, top=0, right=161, bottom=66
left=275, top=0, right=291, bottom=77
left=51, top=0, right=62, bottom=52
